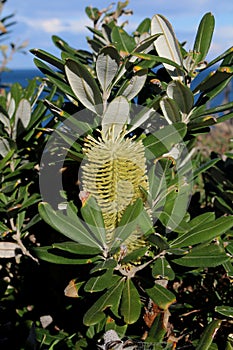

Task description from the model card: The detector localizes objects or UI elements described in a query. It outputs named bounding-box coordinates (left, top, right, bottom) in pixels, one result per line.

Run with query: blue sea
left=0, top=68, right=232, bottom=109
left=1, top=69, right=43, bottom=88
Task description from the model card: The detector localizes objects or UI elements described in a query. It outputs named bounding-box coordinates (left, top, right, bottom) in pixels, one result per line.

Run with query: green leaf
left=44, top=98, right=97, bottom=134
left=81, top=196, right=107, bottom=250
left=21, top=214, right=41, bottom=233
left=27, top=84, right=57, bottom=132
left=166, top=80, right=194, bottom=116
left=196, top=319, right=222, bottom=350
left=158, top=181, right=191, bottom=233
left=207, top=46, right=233, bottom=68
left=193, top=12, right=215, bottom=64
left=30, top=48, right=64, bottom=71
left=102, top=96, right=129, bottom=139
left=160, top=96, right=181, bottom=124
left=86, top=26, right=107, bottom=45
left=83, top=277, right=125, bottom=326
left=0, top=137, right=11, bottom=157
left=16, top=211, right=26, bottom=231
left=84, top=270, right=119, bottom=293
left=214, top=196, right=233, bottom=215
left=111, top=26, right=135, bottom=55
left=24, top=78, right=38, bottom=100
left=188, top=212, right=215, bottom=230
left=90, top=259, right=117, bottom=274
left=52, top=35, right=83, bottom=56
left=151, top=14, right=184, bottom=80
left=8, top=96, right=15, bottom=119
left=203, top=76, right=233, bottom=104
left=188, top=116, right=217, bottom=132
left=173, top=244, right=230, bottom=267
left=52, top=129, right=83, bottom=155
left=132, top=52, right=184, bottom=70
left=120, top=279, right=141, bottom=324
left=96, top=46, right=120, bottom=94
left=193, top=66, right=233, bottom=94
left=223, top=260, right=233, bottom=279
left=135, top=18, right=151, bottom=34
left=215, top=306, right=233, bottom=319
left=146, top=313, right=168, bottom=344
left=33, top=57, right=61, bottom=78
left=52, top=242, right=102, bottom=255
left=152, top=257, right=175, bottom=280
left=0, top=149, right=15, bottom=171
left=0, top=221, right=10, bottom=234
left=33, top=58, right=75, bottom=99
left=137, top=206, right=154, bottom=237
left=194, top=101, right=233, bottom=117
left=193, top=158, right=220, bottom=179
left=0, top=110, right=10, bottom=130
left=116, top=1, right=130, bottom=17
left=87, top=38, right=103, bottom=56
left=32, top=246, right=99, bottom=265
left=65, top=58, right=103, bottom=114
left=226, top=341, right=233, bottom=350
left=133, top=33, right=161, bottom=54
left=148, top=233, right=169, bottom=251
left=10, top=83, right=22, bottom=107
left=146, top=283, right=176, bottom=310
left=117, top=69, right=147, bottom=101
left=127, top=106, right=160, bottom=134
left=21, top=193, right=41, bottom=210
left=35, top=327, right=68, bottom=345
left=111, top=198, right=144, bottom=249
left=148, top=163, right=167, bottom=209
left=15, top=98, right=31, bottom=129
left=85, top=6, right=100, bottom=21
left=121, top=247, right=148, bottom=264
left=38, top=202, right=103, bottom=249
left=61, top=49, right=93, bottom=66
left=216, top=111, right=233, bottom=125
left=143, top=123, right=187, bottom=158
left=226, top=242, right=233, bottom=256
left=171, top=216, right=233, bottom=248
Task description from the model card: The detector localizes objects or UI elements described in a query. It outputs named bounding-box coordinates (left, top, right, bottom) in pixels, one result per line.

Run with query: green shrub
left=0, top=78, right=65, bottom=349
left=0, top=2, right=233, bottom=349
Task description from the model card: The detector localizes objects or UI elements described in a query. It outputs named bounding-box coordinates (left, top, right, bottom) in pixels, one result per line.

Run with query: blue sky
left=3, top=0, right=233, bottom=69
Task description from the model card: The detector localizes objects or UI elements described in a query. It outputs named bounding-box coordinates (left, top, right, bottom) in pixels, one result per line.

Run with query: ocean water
left=0, top=68, right=232, bottom=108
left=0, top=69, right=43, bottom=88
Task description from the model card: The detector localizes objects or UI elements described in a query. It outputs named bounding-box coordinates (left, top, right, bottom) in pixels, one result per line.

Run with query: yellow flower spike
left=81, top=126, right=149, bottom=250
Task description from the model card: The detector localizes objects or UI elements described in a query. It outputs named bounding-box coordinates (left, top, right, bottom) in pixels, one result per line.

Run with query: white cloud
left=20, top=16, right=91, bottom=35
left=41, top=18, right=65, bottom=33
left=215, top=26, right=233, bottom=41
left=211, top=26, right=233, bottom=56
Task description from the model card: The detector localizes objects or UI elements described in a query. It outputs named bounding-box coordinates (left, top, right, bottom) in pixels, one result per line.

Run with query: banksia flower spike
left=81, top=125, right=149, bottom=253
